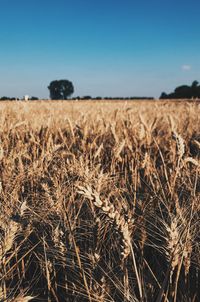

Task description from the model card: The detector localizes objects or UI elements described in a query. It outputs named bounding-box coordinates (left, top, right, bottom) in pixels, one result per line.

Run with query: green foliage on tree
left=160, top=81, right=200, bottom=99
left=30, top=96, right=39, bottom=100
left=0, top=96, right=16, bottom=100
left=48, top=79, right=74, bottom=100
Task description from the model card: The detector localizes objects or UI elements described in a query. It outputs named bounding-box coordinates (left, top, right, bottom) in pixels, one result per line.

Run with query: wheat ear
left=10, top=295, right=35, bottom=302
left=77, top=185, right=132, bottom=259
left=77, top=185, right=144, bottom=301
left=172, top=131, right=185, bottom=158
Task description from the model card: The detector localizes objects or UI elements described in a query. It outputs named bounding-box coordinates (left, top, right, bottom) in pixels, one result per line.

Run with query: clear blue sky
left=0, top=0, right=200, bottom=98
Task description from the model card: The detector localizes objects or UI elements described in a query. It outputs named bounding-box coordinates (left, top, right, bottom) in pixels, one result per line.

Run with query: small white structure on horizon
left=24, top=95, right=29, bottom=101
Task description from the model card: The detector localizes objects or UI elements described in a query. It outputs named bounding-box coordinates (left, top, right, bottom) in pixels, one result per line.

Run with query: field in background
left=0, top=100, right=200, bottom=301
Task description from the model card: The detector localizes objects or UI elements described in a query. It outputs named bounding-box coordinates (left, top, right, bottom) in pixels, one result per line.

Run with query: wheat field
left=0, top=100, right=200, bottom=302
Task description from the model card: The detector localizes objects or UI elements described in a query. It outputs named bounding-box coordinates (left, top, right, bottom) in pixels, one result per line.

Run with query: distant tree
left=48, top=80, right=74, bottom=100
left=191, top=80, right=198, bottom=88
left=174, top=85, right=191, bottom=98
left=0, top=96, right=9, bottom=100
left=0, top=96, right=16, bottom=101
left=160, top=81, right=200, bottom=99
left=82, top=96, right=92, bottom=100
left=30, top=96, right=39, bottom=100
left=191, top=81, right=199, bottom=98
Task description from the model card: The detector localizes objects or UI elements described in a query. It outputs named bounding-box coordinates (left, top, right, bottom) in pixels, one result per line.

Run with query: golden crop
left=0, top=100, right=199, bottom=301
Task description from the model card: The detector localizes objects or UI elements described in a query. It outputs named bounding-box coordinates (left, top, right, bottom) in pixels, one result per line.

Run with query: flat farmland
left=0, top=100, right=200, bottom=301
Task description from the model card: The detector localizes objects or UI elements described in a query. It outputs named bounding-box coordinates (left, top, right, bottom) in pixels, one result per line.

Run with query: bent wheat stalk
left=77, top=185, right=143, bottom=300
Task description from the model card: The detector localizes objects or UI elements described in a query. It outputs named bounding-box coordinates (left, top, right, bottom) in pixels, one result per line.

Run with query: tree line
left=160, top=81, right=200, bottom=99
left=0, top=96, right=39, bottom=101
left=47, top=80, right=153, bottom=100
left=0, top=79, right=200, bottom=100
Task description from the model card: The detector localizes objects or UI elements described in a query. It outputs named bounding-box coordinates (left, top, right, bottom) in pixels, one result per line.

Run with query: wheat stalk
left=77, top=185, right=144, bottom=300
left=172, top=131, right=185, bottom=158
left=10, top=295, right=35, bottom=302
left=164, top=216, right=182, bottom=271
left=184, top=157, right=200, bottom=167
left=193, top=139, right=200, bottom=150
left=77, top=185, right=132, bottom=259
left=163, top=212, right=193, bottom=276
